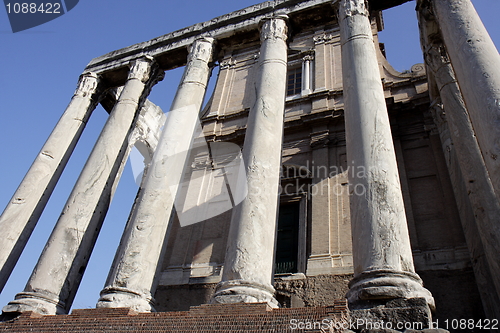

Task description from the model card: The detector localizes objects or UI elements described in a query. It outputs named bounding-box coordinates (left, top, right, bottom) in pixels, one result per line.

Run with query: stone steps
left=0, top=301, right=347, bottom=332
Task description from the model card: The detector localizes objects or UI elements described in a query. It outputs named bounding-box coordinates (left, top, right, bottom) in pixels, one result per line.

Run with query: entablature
left=84, top=0, right=408, bottom=87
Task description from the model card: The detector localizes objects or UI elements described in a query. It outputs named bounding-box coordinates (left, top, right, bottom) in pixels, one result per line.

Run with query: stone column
left=302, top=53, right=314, bottom=96
left=431, top=0, right=500, bottom=200
left=2, top=57, right=161, bottom=315
left=211, top=15, right=288, bottom=307
left=0, top=72, right=101, bottom=293
left=417, top=3, right=500, bottom=316
left=97, top=37, right=215, bottom=312
left=337, top=0, right=434, bottom=308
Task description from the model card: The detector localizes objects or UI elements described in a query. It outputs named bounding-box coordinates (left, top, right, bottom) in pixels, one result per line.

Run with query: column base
left=349, top=298, right=435, bottom=332
left=210, top=280, right=279, bottom=308
left=346, top=270, right=435, bottom=311
left=2, top=291, right=65, bottom=315
left=96, top=287, right=156, bottom=312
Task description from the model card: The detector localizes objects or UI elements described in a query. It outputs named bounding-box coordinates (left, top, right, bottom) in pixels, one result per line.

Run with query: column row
left=97, top=37, right=215, bottom=311
left=3, top=56, right=163, bottom=315
left=1, top=15, right=292, bottom=314
left=5, top=0, right=498, bottom=316
left=0, top=72, right=101, bottom=294
left=417, top=0, right=500, bottom=315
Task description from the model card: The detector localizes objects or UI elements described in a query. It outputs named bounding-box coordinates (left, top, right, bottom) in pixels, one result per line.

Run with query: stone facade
left=1, top=0, right=499, bottom=330
left=156, top=5, right=482, bottom=321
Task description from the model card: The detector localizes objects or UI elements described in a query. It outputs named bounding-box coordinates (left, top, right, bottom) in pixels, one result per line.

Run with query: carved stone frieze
left=313, top=33, right=335, bottom=44
left=219, top=58, right=236, bottom=70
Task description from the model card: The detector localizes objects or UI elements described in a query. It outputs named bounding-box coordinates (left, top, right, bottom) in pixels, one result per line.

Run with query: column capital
left=74, top=72, right=100, bottom=98
left=259, top=15, right=289, bottom=42
left=302, top=53, right=315, bottom=62
left=337, top=0, right=369, bottom=20
left=127, top=56, right=158, bottom=83
left=127, top=56, right=164, bottom=103
left=188, top=37, right=216, bottom=64
left=415, top=0, right=432, bottom=14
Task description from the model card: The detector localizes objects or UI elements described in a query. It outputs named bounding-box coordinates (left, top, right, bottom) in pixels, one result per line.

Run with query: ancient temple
left=1, top=0, right=499, bottom=331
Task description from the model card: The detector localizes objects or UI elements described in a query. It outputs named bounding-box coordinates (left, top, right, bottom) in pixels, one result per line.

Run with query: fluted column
left=96, top=37, right=215, bottom=312
left=2, top=57, right=162, bottom=316
left=211, top=15, right=288, bottom=307
left=0, top=72, right=101, bottom=293
left=337, top=0, right=434, bottom=308
left=431, top=0, right=500, bottom=200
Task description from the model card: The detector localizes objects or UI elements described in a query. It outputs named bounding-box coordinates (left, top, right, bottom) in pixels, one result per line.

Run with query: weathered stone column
left=2, top=57, right=161, bottom=315
left=211, top=15, right=288, bottom=307
left=418, top=3, right=500, bottom=316
left=97, top=37, right=215, bottom=312
left=0, top=72, right=101, bottom=293
left=431, top=0, right=500, bottom=200
left=337, top=0, right=434, bottom=309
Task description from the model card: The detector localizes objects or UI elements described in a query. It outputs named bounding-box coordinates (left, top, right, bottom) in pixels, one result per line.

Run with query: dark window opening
left=287, top=67, right=302, bottom=96
left=275, top=202, right=300, bottom=274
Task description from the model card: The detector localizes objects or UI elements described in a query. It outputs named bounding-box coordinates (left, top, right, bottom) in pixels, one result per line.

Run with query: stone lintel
left=84, top=0, right=335, bottom=81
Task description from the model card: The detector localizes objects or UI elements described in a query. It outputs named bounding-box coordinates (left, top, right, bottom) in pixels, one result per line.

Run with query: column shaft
left=0, top=73, right=100, bottom=293
left=211, top=16, right=288, bottom=307
left=97, top=38, right=215, bottom=312
left=2, top=57, right=161, bottom=315
left=338, top=0, right=433, bottom=308
left=302, top=55, right=313, bottom=95
left=418, top=5, right=500, bottom=315
left=431, top=0, right=500, bottom=199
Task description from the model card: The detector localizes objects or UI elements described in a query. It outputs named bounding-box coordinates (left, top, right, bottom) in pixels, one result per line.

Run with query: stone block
left=349, top=298, right=432, bottom=332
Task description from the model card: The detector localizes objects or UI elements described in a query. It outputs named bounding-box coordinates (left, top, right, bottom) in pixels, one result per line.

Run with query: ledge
left=84, top=0, right=336, bottom=80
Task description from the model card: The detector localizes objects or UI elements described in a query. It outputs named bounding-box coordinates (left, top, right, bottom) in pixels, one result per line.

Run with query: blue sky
left=0, top=0, right=499, bottom=311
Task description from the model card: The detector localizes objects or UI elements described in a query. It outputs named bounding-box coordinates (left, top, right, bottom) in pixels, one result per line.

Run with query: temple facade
left=1, top=0, right=499, bottom=329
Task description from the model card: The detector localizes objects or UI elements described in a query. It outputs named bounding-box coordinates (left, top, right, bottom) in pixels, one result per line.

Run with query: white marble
left=211, top=16, right=289, bottom=307
left=432, top=0, right=500, bottom=201
left=338, top=0, right=434, bottom=308
left=418, top=4, right=500, bottom=314
left=0, top=73, right=100, bottom=294
left=96, top=38, right=215, bottom=312
left=85, top=0, right=332, bottom=75
left=2, top=57, right=159, bottom=315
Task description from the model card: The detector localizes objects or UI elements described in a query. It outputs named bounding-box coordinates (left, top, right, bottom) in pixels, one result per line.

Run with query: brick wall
left=0, top=301, right=348, bottom=332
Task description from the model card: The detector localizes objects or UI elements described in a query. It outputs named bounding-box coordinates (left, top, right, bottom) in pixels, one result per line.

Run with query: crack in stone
left=41, top=151, right=54, bottom=159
